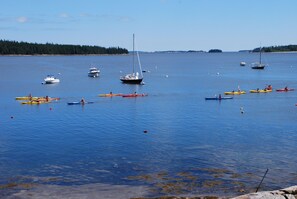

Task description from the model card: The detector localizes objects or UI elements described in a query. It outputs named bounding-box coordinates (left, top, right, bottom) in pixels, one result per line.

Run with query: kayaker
left=285, top=86, right=288, bottom=91
left=266, top=85, right=272, bottom=90
left=110, top=91, right=113, bottom=95
left=80, top=98, right=85, bottom=105
left=256, top=88, right=259, bottom=92
left=218, top=94, right=222, bottom=100
left=45, top=96, right=49, bottom=102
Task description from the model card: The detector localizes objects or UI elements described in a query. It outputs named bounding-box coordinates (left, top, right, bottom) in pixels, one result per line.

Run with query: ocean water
left=0, top=52, right=297, bottom=197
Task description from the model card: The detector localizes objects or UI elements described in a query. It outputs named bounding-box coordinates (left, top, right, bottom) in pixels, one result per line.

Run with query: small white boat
left=88, top=67, right=100, bottom=77
left=43, top=75, right=60, bottom=84
left=240, top=62, right=246, bottom=66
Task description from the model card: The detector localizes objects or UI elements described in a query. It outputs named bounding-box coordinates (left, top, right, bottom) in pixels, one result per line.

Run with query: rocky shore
left=1, top=183, right=297, bottom=199
left=136, top=186, right=297, bottom=199
left=232, top=185, right=297, bottom=199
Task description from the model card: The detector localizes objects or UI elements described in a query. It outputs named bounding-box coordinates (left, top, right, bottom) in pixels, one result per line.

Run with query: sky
left=1, top=0, right=297, bottom=52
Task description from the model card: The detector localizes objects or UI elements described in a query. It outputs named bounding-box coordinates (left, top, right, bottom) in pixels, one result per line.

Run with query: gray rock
left=232, top=186, right=297, bottom=199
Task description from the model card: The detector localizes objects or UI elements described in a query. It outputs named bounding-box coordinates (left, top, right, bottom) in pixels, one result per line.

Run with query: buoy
left=143, top=130, right=148, bottom=133
left=240, top=107, right=244, bottom=114
left=10, top=116, right=14, bottom=119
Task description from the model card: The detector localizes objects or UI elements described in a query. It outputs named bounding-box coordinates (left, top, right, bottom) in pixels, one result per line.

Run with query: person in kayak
left=80, top=98, right=85, bottom=105
left=266, top=85, right=272, bottom=90
left=284, top=86, right=288, bottom=91
left=218, top=94, right=221, bottom=99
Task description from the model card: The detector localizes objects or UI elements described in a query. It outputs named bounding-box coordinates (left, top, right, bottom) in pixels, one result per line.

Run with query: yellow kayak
left=21, top=101, right=49, bottom=105
left=224, top=91, right=246, bottom=95
left=98, top=93, right=123, bottom=97
left=250, top=89, right=272, bottom=93
left=16, top=96, right=42, bottom=100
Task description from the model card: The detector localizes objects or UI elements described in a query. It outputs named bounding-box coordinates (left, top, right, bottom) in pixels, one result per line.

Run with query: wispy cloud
left=59, top=13, right=69, bottom=18
left=17, top=16, right=28, bottom=23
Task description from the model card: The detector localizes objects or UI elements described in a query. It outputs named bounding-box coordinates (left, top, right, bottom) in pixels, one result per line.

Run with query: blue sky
left=1, top=0, right=297, bottom=51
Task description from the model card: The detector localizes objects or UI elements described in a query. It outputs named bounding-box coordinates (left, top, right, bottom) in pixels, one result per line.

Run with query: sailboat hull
left=251, top=65, right=265, bottom=69
left=120, top=78, right=143, bottom=84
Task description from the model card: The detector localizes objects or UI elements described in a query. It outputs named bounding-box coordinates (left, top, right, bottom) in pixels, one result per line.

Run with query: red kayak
left=276, top=88, right=294, bottom=92
left=122, top=94, right=148, bottom=98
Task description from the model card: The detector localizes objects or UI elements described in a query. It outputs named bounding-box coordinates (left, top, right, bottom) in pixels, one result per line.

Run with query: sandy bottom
left=0, top=183, right=150, bottom=199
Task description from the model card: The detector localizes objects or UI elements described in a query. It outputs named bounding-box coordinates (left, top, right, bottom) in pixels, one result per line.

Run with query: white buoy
left=165, top=75, right=168, bottom=78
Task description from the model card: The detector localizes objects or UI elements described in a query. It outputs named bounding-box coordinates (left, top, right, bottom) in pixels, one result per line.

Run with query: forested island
left=0, top=40, right=128, bottom=55
left=253, top=45, right=297, bottom=52
left=208, top=49, right=222, bottom=53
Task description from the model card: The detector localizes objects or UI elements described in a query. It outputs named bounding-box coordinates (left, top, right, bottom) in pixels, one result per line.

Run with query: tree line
left=253, top=45, right=297, bottom=52
left=0, top=40, right=128, bottom=55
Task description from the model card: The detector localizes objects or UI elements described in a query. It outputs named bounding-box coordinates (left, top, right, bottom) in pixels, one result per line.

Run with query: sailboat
left=120, top=34, right=143, bottom=84
left=251, top=47, right=265, bottom=69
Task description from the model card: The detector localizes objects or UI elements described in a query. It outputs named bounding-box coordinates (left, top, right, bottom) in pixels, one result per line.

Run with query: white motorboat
left=88, top=67, right=100, bottom=77
left=43, top=75, right=60, bottom=84
left=240, top=62, right=246, bottom=66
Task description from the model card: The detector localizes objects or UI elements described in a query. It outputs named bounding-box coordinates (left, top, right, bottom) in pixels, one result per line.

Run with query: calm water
left=1, top=52, right=297, bottom=197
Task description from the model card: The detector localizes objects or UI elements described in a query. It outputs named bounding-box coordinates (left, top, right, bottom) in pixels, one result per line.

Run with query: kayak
left=250, top=89, right=272, bottom=93
left=67, top=102, right=94, bottom=105
left=205, top=97, right=233, bottom=100
left=224, top=91, right=246, bottom=95
left=98, top=93, right=123, bottom=97
left=276, top=88, right=294, bottom=92
left=16, top=96, right=42, bottom=100
left=122, top=94, right=148, bottom=98
left=16, top=96, right=60, bottom=101
left=21, top=101, right=49, bottom=105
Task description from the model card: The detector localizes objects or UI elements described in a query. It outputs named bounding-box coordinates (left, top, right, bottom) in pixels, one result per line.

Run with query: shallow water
left=0, top=52, right=297, bottom=197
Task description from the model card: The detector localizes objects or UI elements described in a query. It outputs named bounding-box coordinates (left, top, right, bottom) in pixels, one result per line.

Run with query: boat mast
left=259, top=47, right=262, bottom=64
left=133, top=34, right=135, bottom=74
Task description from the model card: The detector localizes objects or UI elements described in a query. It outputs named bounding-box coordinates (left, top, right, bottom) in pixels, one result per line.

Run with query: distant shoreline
left=0, top=54, right=129, bottom=56
left=1, top=51, right=297, bottom=56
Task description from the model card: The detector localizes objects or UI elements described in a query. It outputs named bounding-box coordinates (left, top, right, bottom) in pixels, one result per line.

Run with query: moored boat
left=43, top=75, right=60, bottom=84
left=120, top=34, right=143, bottom=84
left=240, top=62, right=246, bottom=66
left=251, top=47, right=266, bottom=69
left=88, top=67, right=100, bottom=77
